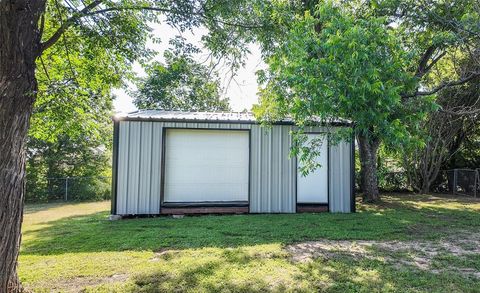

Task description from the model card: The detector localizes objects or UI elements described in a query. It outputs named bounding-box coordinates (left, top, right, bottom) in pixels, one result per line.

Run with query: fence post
left=453, top=169, right=457, bottom=195
left=65, top=177, right=69, bottom=201
left=475, top=170, right=478, bottom=198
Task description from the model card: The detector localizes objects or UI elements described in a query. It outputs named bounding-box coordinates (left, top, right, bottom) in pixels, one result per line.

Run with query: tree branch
left=423, top=50, right=447, bottom=75
left=39, top=56, right=51, bottom=83
left=83, top=6, right=172, bottom=17
left=85, top=6, right=264, bottom=29
left=440, top=106, right=480, bottom=116
left=40, top=2, right=264, bottom=55
left=416, top=45, right=436, bottom=78
left=402, top=71, right=480, bottom=99
left=39, top=13, right=45, bottom=39
left=40, top=0, right=104, bottom=53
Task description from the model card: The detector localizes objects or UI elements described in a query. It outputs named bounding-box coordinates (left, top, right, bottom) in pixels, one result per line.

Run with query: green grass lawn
left=19, top=194, right=480, bottom=292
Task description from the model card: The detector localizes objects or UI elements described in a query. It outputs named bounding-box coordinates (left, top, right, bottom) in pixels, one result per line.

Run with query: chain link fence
left=435, top=169, right=479, bottom=197
left=28, top=169, right=477, bottom=202
left=357, top=169, right=479, bottom=196
left=26, top=176, right=111, bottom=202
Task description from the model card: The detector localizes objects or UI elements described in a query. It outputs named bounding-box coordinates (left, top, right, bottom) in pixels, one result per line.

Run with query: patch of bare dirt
left=285, top=231, right=480, bottom=278
left=30, top=273, right=129, bottom=293
left=150, top=249, right=181, bottom=262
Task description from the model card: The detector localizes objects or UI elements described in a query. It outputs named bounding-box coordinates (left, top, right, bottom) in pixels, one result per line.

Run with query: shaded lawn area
left=19, top=194, right=480, bottom=292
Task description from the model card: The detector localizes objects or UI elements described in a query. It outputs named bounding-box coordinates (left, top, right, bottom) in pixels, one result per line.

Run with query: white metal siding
left=329, top=140, right=352, bottom=212
left=138, top=122, right=152, bottom=213
left=115, top=121, right=353, bottom=214
left=126, top=122, right=141, bottom=213
left=116, top=122, right=129, bottom=214
left=249, top=125, right=296, bottom=213
left=116, top=121, right=162, bottom=214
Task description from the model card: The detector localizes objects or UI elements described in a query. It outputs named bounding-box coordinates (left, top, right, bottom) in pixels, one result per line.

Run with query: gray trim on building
left=159, top=127, right=252, bottom=208
left=111, top=120, right=120, bottom=215
left=114, top=110, right=353, bottom=127
left=295, top=132, right=330, bottom=209
left=351, top=128, right=356, bottom=213
left=328, top=139, right=353, bottom=212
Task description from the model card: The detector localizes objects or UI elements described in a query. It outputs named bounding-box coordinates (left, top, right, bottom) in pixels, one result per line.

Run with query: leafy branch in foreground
left=254, top=4, right=433, bottom=201
left=251, top=0, right=480, bottom=201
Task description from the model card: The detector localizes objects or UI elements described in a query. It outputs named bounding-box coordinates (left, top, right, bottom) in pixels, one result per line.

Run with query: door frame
left=160, top=127, right=251, bottom=211
left=295, top=132, right=330, bottom=212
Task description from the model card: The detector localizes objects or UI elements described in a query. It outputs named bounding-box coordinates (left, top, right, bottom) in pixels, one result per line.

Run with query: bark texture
left=0, top=1, right=46, bottom=291
left=358, top=134, right=380, bottom=202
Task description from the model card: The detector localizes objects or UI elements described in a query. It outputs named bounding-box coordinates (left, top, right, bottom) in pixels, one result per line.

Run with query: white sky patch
left=113, top=21, right=265, bottom=113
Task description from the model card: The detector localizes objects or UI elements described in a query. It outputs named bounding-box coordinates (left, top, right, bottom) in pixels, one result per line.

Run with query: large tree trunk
left=358, top=134, right=380, bottom=202
left=0, top=1, right=45, bottom=291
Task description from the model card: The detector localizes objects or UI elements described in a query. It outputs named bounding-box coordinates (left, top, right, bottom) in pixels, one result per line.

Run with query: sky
left=112, top=22, right=265, bottom=113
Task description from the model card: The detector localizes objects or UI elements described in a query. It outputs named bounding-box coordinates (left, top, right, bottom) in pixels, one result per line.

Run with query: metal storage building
left=111, top=110, right=355, bottom=215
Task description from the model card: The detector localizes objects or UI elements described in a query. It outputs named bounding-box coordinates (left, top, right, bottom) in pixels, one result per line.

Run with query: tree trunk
left=357, top=134, right=380, bottom=202
left=0, top=1, right=45, bottom=291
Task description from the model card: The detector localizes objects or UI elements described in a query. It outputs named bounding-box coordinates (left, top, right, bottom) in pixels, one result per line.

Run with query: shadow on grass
left=123, top=248, right=291, bottom=292
left=118, top=249, right=480, bottom=292
left=295, top=254, right=480, bottom=293
left=21, top=195, right=480, bottom=256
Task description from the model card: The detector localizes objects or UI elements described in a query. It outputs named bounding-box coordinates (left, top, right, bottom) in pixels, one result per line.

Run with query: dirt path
left=285, top=231, right=480, bottom=278
left=30, top=274, right=129, bottom=293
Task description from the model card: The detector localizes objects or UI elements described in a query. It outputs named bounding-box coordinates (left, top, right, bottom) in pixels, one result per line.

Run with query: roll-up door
left=164, top=129, right=249, bottom=203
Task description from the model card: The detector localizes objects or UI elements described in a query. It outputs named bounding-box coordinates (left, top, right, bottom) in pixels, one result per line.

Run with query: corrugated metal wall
left=249, top=125, right=296, bottom=213
left=115, top=121, right=353, bottom=214
left=329, top=140, right=352, bottom=212
left=116, top=121, right=163, bottom=214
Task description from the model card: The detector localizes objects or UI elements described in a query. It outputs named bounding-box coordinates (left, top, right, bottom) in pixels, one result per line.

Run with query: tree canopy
left=249, top=0, right=480, bottom=200
left=254, top=4, right=431, bottom=170
left=134, top=50, right=230, bottom=111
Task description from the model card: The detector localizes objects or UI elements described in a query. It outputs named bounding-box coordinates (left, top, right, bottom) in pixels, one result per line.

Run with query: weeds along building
left=111, top=110, right=355, bottom=215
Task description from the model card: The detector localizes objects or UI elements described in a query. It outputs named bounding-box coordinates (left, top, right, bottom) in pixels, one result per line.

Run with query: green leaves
left=254, top=2, right=432, bottom=171
left=134, top=50, right=230, bottom=111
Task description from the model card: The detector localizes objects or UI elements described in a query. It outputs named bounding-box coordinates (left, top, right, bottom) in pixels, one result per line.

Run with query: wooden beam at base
left=296, top=205, right=328, bottom=213
left=160, top=206, right=248, bottom=215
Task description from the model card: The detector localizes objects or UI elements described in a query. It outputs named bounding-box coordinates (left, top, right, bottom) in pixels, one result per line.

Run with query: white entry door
left=164, top=129, right=249, bottom=202
left=297, top=133, right=328, bottom=203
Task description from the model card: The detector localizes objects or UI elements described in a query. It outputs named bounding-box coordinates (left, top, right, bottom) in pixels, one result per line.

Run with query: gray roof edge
left=113, top=110, right=352, bottom=126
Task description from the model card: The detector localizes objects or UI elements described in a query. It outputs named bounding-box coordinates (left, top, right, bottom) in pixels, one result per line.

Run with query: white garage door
left=164, top=129, right=249, bottom=202
left=297, top=133, right=328, bottom=203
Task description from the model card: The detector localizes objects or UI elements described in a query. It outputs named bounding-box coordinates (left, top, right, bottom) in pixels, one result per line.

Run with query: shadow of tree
left=295, top=253, right=480, bottom=293
left=128, top=266, right=286, bottom=293
left=120, top=247, right=298, bottom=292
left=110, top=246, right=479, bottom=293
left=21, top=194, right=480, bottom=256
